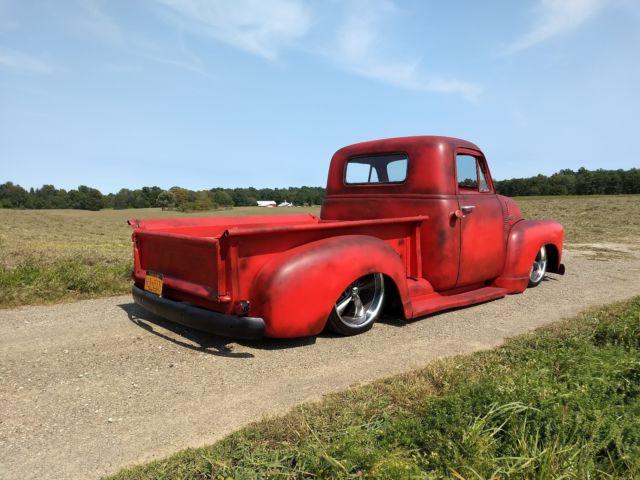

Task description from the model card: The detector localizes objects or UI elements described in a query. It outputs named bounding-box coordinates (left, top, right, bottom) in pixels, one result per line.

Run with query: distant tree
left=0, top=182, right=30, bottom=208
left=103, top=193, right=115, bottom=209
left=156, top=190, right=176, bottom=210
left=31, top=184, right=69, bottom=209
left=132, top=190, right=151, bottom=208
left=178, top=191, right=214, bottom=212
left=67, top=185, right=103, bottom=211
left=141, top=186, right=163, bottom=207
left=494, top=167, right=640, bottom=196
left=112, top=189, right=133, bottom=209
left=622, top=169, right=640, bottom=194
left=212, top=190, right=233, bottom=207
left=229, top=187, right=259, bottom=206
left=170, top=187, right=191, bottom=208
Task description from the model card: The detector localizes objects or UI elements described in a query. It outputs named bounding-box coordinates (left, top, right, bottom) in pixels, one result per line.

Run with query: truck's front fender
left=493, top=220, right=564, bottom=293
left=251, top=235, right=410, bottom=338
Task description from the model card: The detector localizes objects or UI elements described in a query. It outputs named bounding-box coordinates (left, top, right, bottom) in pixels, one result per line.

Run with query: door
left=455, top=151, right=505, bottom=287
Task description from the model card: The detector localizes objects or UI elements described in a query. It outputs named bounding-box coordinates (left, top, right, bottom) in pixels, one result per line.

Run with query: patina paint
left=129, top=136, right=565, bottom=338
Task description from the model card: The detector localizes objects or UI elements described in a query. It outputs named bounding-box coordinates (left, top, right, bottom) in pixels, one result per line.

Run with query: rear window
left=345, top=153, right=408, bottom=185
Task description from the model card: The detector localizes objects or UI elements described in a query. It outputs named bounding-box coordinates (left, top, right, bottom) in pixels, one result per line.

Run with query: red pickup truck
left=129, top=136, right=564, bottom=339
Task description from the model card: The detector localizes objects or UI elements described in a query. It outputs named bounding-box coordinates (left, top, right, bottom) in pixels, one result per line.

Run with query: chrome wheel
left=528, top=246, right=547, bottom=287
left=328, top=273, right=385, bottom=335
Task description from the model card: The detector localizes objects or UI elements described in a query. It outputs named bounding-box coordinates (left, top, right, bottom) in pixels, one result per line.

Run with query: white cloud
left=503, top=0, right=608, bottom=54
left=156, top=0, right=311, bottom=60
left=133, top=0, right=478, bottom=99
left=0, top=47, right=51, bottom=73
left=330, top=0, right=481, bottom=101
left=76, top=0, right=124, bottom=45
left=132, top=33, right=212, bottom=76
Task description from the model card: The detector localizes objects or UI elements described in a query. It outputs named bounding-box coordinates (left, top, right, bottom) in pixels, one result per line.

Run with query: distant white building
left=257, top=200, right=277, bottom=207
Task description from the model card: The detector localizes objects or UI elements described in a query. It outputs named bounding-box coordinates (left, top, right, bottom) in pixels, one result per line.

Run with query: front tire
left=528, top=246, right=547, bottom=288
left=327, top=273, right=385, bottom=336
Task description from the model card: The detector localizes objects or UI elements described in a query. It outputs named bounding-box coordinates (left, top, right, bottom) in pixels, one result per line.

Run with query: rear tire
left=528, top=246, right=547, bottom=288
left=327, top=273, right=385, bottom=336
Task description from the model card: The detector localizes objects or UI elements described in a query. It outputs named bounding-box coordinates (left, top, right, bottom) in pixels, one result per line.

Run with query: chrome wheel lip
left=529, top=246, right=547, bottom=284
left=333, top=273, right=385, bottom=328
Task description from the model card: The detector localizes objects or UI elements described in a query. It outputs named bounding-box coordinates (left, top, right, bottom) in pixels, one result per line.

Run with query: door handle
left=461, top=205, right=476, bottom=214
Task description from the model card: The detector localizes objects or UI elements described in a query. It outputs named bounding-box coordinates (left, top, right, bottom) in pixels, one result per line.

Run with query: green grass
left=107, top=297, right=640, bottom=480
left=0, top=259, right=131, bottom=306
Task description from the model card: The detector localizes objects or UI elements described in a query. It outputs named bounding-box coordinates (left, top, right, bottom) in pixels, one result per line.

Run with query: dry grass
left=517, top=195, right=640, bottom=260
left=0, top=206, right=319, bottom=308
left=517, top=195, right=640, bottom=245
left=1, top=195, right=638, bottom=308
left=0, top=206, right=320, bottom=268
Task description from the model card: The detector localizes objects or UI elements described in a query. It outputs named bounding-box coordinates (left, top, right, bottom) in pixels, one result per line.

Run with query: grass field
left=0, top=206, right=319, bottom=308
left=107, top=296, right=640, bottom=479
left=517, top=195, right=640, bottom=246
left=0, top=195, right=638, bottom=308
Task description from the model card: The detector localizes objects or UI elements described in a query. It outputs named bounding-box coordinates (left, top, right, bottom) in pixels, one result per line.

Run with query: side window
left=345, top=154, right=408, bottom=184
left=478, top=163, right=490, bottom=192
left=456, top=154, right=493, bottom=193
left=456, top=154, right=478, bottom=189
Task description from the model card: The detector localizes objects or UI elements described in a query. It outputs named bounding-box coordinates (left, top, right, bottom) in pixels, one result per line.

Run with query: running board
left=411, top=286, right=508, bottom=318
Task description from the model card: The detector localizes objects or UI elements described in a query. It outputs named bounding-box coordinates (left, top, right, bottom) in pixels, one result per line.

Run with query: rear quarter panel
left=249, top=235, right=412, bottom=338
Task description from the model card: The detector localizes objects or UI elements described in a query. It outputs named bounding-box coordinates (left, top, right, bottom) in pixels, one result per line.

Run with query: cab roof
left=335, top=136, right=481, bottom=157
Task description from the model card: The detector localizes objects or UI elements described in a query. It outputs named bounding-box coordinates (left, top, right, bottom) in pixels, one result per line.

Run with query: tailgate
left=134, top=230, right=220, bottom=300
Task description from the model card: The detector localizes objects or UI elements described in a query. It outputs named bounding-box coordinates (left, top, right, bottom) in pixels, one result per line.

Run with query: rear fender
left=251, top=235, right=411, bottom=338
left=493, top=220, right=564, bottom=293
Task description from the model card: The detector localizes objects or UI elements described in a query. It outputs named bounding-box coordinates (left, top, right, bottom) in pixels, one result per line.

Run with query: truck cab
left=322, top=136, right=509, bottom=291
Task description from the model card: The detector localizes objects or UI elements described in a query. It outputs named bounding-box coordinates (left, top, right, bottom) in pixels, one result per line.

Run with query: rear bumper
left=132, top=285, right=265, bottom=340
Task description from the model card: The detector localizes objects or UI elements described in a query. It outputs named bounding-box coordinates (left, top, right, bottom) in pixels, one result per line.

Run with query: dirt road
left=1, top=248, right=639, bottom=480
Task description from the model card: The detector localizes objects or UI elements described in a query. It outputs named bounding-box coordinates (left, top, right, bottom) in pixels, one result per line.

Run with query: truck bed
left=130, top=214, right=427, bottom=314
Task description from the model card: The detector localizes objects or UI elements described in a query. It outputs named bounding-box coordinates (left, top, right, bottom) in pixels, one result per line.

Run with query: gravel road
left=1, top=248, right=639, bottom=480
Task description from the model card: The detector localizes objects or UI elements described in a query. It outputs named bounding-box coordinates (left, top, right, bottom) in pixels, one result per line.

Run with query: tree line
left=0, top=183, right=326, bottom=211
left=0, top=167, right=638, bottom=211
left=494, top=167, right=640, bottom=196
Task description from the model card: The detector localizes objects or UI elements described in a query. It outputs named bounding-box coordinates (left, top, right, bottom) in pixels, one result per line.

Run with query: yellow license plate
left=144, top=271, right=163, bottom=296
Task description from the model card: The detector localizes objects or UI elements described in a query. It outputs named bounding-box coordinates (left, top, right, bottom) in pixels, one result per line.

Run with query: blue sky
left=1, top=0, right=639, bottom=193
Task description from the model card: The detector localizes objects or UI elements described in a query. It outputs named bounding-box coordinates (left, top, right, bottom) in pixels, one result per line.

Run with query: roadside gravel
left=1, top=248, right=639, bottom=480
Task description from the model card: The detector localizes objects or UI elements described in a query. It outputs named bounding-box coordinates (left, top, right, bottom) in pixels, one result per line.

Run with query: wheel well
left=382, top=275, right=405, bottom=319
left=545, top=243, right=560, bottom=273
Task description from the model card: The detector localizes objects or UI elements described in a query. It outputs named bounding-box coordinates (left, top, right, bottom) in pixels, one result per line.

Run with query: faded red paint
left=130, top=136, right=565, bottom=338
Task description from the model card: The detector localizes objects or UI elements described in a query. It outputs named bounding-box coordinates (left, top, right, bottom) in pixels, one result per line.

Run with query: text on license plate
left=144, top=271, right=163, bottom=296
